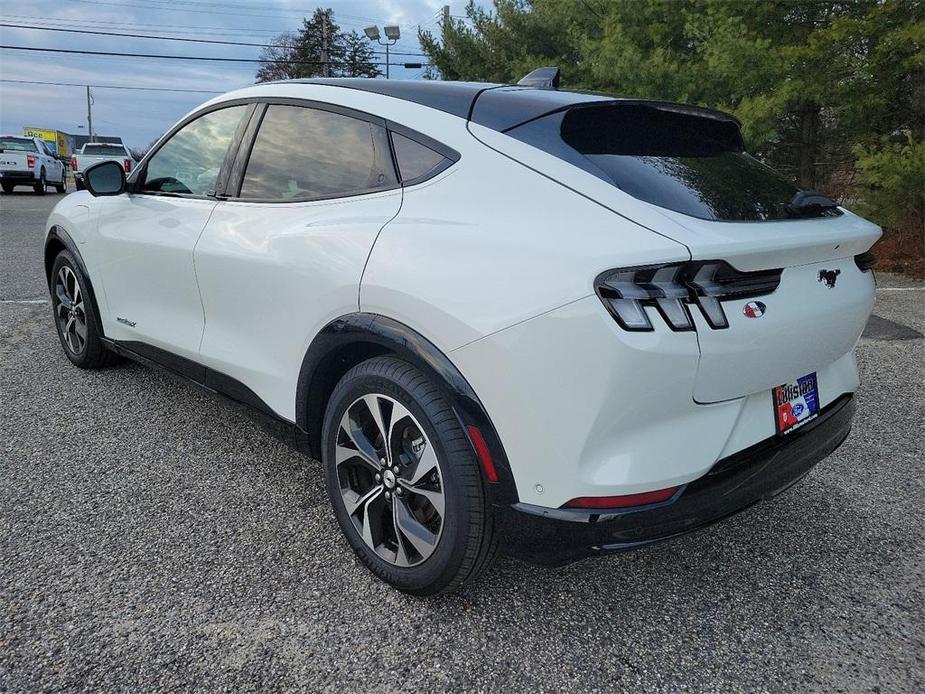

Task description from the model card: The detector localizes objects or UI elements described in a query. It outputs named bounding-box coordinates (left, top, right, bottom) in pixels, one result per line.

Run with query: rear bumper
left=496, top=393, right=854, bottom=566
left=0, top=170, right=36, bottom=182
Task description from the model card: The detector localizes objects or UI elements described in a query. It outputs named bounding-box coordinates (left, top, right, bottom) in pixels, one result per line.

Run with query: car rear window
left=507, top=103, right=838, bottom=221
left=0, top=137, right=38, bottom=152
left=82, top=144, right=125, bottom=156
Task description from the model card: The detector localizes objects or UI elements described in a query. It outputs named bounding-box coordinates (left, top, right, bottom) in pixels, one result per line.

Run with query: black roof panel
left=275, top=78, right=739, bottom=133
left=286, top=78, right=498, bottom=120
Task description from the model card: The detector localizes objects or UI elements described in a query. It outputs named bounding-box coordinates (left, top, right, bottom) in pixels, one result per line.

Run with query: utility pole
left=443, top=5, right=450, bottom=30
left=86, top=86, right=94, bottom=143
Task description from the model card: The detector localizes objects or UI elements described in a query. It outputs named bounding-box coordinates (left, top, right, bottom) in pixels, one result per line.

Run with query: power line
left=67, top=0, right=416, bottom=27
left=0, top=78, right=225, bottom=94
left=2, top=13, right=292, bottom=35
left=0, top=45, right=430, bottom=66
left=0, top=23, right=429, bottom=57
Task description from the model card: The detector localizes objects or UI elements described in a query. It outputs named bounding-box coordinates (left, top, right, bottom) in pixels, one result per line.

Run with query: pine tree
left=341, top=29, right=380, bottom=77
left=255, top=8, right=383, bottom=81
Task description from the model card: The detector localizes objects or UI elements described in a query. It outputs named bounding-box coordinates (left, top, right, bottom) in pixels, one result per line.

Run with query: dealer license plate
left=773, top=373, right=820, bottom=435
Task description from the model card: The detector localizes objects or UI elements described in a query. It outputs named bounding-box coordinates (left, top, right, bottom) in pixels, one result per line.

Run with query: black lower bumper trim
left=497, top=393, right=855, bottom=566
left=0, top=171, right=37, bottom=182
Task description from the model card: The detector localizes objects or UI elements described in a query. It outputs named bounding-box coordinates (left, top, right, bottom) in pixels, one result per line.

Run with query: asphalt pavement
left=2, top=191, right=923, bottom=692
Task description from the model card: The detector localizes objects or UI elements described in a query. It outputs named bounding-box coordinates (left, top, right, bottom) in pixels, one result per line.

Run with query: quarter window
left=239, top=105, right=397, bottom=200
left=391, top=133, right=449, bottom=183
left=142, top=105, right=248, bottom=196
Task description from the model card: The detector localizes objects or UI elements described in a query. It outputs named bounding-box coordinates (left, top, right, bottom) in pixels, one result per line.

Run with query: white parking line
left=877, top=287, right=925, bottom=292
left=0, top=299, right=49, bottom=304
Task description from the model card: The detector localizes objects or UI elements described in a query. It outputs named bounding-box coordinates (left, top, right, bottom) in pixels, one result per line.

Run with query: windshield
left=508, top=103, right=839, bottom=222
left=82, top=144, right=126, bottom=156
left=0, top=138, right=38, bottom=153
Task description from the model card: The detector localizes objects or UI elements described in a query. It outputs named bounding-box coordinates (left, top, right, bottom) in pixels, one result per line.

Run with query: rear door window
left=239, top=105, right=397, bottom=201
left=508, top=103, right=837, bottom=222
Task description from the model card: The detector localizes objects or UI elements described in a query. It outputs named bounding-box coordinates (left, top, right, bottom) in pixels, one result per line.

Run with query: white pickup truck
left=71, top=143, right=134, bottom=186
left=0, top=135, right=67, bottom=195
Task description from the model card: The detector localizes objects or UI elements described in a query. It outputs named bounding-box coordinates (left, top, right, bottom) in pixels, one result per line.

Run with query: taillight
left=854, top=251, right=876, bottom=272
left=71, top=156, right=78, bottom=171
left=595, top=261, right=781, bottom=332
left=562, top=485, right=680, bottom=509
left=123, top=159, right=132, bottom=173
left=26, top=154, right=35, bottom=169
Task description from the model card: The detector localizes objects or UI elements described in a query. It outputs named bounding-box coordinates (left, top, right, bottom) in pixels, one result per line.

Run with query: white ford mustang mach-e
left=44, top=72, right=879, bottom=594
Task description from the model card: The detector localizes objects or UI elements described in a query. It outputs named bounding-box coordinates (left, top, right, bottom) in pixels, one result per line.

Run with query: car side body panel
left=360, top=127, right=690, bottom=352
left=194, top=190, right=403, bottom=420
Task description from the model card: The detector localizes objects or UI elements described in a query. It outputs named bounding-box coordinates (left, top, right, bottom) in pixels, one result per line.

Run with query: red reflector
left=71, top=156, right=78, bottom=171
left=124, top=159, right=132, bottom=173
left=563, top=486, right=680, bottom=509
left=466, top=425, right=498, bottom=483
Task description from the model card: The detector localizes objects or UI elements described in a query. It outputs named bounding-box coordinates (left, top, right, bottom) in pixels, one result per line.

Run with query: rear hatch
left=0, top=136, right=37, bottom=172
left=500, top=99, right=880, bottom=402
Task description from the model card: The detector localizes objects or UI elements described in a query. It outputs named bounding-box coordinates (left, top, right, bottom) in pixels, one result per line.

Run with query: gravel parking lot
left=2, top=192, right=923, bottom=692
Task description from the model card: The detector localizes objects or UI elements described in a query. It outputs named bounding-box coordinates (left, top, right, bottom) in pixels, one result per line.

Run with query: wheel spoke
left=400, top=483, right=445, bottom=518
left=394, top=497, right=439, bottom=559
left=55, top=284, right=72, bottom=310
left=57, top=269, right=72, bottom=300
left=391, top=502, right=412, bottom=567
left=345, top=484, right=382, bottom=517
left=340, top=418, right=383, bottom=470
left=360, top=488, right=384, bottom=549
left=335, top=442, right=379, bottom=473
left=74, top=318, right=88, bottom=342
left=402, top=442, right=440, bottom=486
left=387, top=401, right=414, bottom=451
left=361, top=395, right=391, bottom=465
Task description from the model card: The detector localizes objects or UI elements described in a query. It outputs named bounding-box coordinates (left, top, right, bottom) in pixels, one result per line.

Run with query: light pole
left=363, top=25, right=400, bottom=79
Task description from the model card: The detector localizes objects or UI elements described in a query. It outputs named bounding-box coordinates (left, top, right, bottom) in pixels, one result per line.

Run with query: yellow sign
left=21, top=127, right=70, bottom=157
left=23, top=127, right=56, bottom=142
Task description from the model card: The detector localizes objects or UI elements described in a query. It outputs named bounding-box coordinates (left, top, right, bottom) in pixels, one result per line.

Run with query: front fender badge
left=743, top=301, right=766, bottom=318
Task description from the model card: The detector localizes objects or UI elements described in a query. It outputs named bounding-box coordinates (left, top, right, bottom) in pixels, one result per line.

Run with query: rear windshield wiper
left=786, top=191, right=838, bottom=217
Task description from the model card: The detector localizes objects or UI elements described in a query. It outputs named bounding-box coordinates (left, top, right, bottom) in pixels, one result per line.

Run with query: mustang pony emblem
left=818, top=269, right=840, bottom=289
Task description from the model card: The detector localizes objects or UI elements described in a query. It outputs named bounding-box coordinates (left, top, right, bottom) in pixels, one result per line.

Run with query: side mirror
left=84, top=160, right=126, bottom=197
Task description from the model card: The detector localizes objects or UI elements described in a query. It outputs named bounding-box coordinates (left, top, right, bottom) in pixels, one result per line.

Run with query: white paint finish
left=194, top=191, right=402, bottom=420
left=450, top=295, right=741, bottom=507
left=655, top=207, right=882, bottom=271
left=692, top=259, right=875, bottom=402
left=361, top=132, right=689, bottom=351
left=716, top=350, right=859, bottom=459
left=93, top=195, right=217, bottom=358
left=44, top=82, right=882, bottom=511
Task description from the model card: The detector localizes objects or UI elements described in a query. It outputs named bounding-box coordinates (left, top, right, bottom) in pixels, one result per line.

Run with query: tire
left=34, top=169, right=47, bottom=195
left=50, top=250, right=119, bottom=369
left=54, top=170, right=67, bottom=194
left=322, top=356, right=498, bottom=595
left=1, top=183, right=13, bottom=194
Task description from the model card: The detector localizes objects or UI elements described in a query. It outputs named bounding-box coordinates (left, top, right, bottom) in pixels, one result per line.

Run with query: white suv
left=44, top=75, right=879, bottom=594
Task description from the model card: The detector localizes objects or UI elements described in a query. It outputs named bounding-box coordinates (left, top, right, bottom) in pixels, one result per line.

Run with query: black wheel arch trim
left=44, top=226, right=105, bottom=336
left=297, top=313, right=519, bottom=504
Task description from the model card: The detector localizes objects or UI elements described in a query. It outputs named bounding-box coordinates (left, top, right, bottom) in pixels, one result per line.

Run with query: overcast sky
left=0, top=0, right=474, bottom=149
